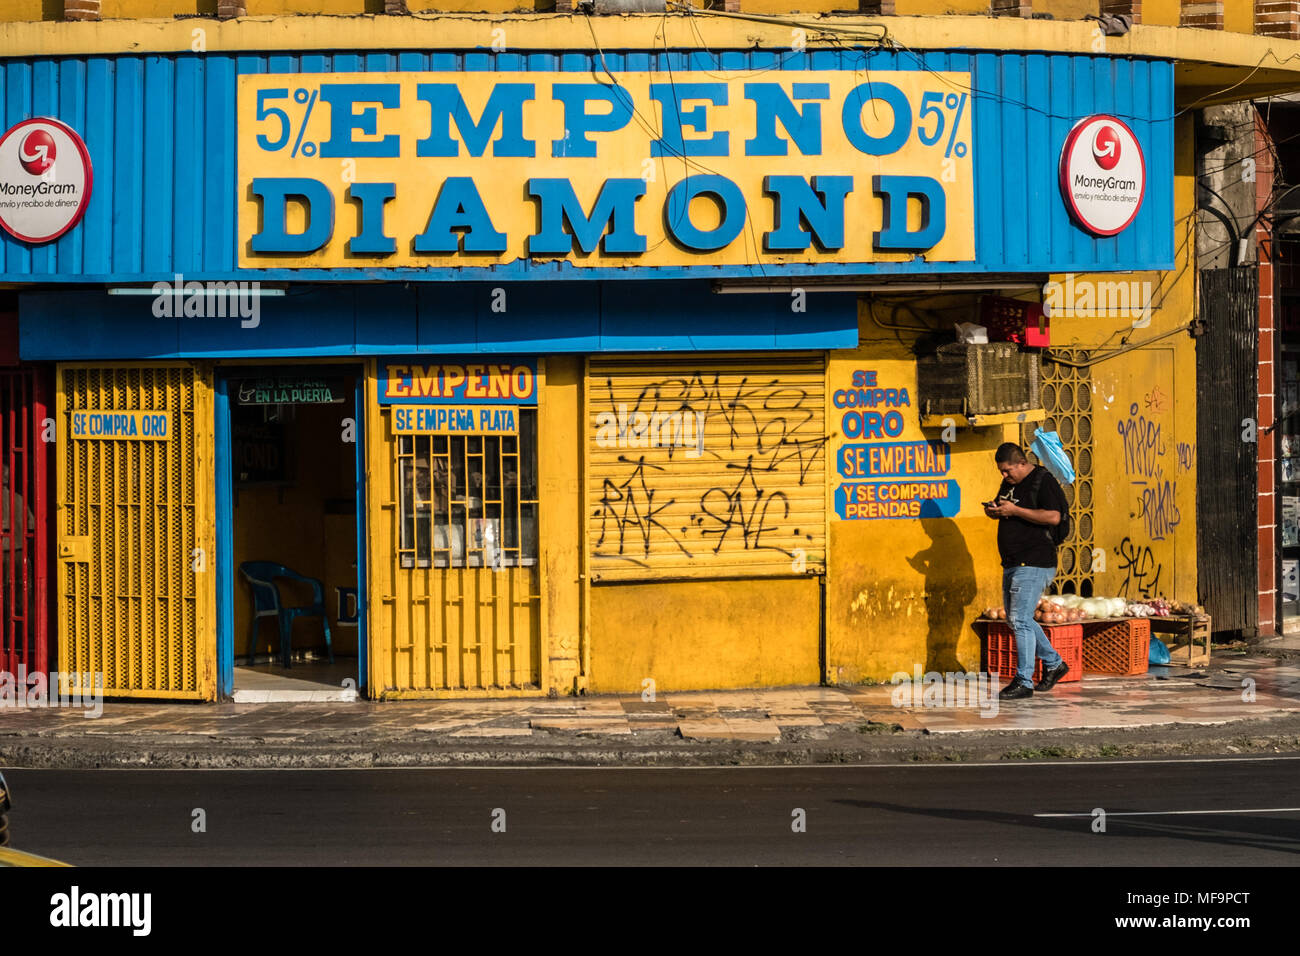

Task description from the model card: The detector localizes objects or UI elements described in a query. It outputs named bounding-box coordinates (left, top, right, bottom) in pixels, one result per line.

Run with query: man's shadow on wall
left=905, top=514, right=978, bottom=673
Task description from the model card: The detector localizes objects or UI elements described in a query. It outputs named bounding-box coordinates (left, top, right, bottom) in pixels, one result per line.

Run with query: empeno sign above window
left=237, top=71, right=975, bottom=271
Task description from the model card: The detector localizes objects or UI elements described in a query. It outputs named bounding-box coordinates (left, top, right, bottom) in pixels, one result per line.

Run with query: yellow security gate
left=56, top=364, right=216, bottom=700
left=368, top=364, right=541, bottom=697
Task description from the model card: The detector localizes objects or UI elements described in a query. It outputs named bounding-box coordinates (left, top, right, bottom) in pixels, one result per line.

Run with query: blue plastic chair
left=238, top=561, right=334, bottom=668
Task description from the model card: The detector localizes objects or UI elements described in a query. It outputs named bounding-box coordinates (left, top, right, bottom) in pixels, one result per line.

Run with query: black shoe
left=999, top=682, right=1033, bottom=700
left=1034, top=660, right=1070, bottom=692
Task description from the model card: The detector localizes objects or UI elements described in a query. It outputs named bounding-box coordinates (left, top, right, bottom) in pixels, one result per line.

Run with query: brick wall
left=1101, top=0, right=1142, bottom=20
left=63, top=0, right=100, bottom=19
left=990, top=0, right=1034, bottom=15
left=1257, top=112, right=1280, bottom=638
left=1182, top=0, right=1224, bottom=27
left=1257, top=0, right=1300, bottom=38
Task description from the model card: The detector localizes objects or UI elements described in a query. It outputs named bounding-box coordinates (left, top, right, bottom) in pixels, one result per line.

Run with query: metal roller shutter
left=588, top=354, right=828, bottom=582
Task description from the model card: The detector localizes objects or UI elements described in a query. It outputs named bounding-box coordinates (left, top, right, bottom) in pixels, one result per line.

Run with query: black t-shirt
left=994, top=465, right=1067, bottom=568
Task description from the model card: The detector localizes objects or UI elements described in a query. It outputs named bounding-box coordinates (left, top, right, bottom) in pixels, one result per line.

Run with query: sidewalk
left=3, top=642, right=1300, bottom=768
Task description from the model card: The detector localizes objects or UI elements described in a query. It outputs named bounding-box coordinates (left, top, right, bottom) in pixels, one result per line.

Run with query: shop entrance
left=56, top=363, right=216, bottom=700
left=216, top=367, right=365, bottom=701
left=368, top=361, right=542, bottom=696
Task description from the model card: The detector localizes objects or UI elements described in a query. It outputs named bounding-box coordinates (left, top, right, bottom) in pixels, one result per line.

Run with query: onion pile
left=984, top=593, right=1189, bottom=624
left=1034, top=597, right=1083, bottom=625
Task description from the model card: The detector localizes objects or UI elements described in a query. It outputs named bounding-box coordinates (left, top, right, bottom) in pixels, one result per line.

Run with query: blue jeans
left=1002, top=566, right=1062, bottom=687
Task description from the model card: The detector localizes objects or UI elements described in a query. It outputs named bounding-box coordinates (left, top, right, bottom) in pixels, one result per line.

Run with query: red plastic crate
left=982, top=622, right=1082, bottom=683
left=1082, top=618, right=1151, bottom=676
left=980, top=295, right=1050, bottom=348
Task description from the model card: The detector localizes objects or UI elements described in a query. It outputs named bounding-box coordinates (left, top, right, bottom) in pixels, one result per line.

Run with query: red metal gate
left=0, top=368, right=49, bottom=680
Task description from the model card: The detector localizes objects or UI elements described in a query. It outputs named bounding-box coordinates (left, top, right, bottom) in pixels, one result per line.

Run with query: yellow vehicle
left=0, top=771, right=70, bottom=867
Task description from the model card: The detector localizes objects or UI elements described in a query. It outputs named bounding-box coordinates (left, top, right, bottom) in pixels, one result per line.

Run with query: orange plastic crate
left=1082, top=618, right=1151, bottom=676
left=982, top=622, right=1082, bottom=683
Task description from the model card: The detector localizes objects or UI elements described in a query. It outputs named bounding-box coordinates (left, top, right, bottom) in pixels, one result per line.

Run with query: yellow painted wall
left=746, top=0, right=1104, bottom=17
left=538, top=356, right=583, bottom=695
left=1144, top=0, right=1181, bottom=26
left=824, top=118, right=1199, bottom=685
left=887, top=0, right=996, bottom=13
left=588, top=578, right=821, bottom=692
left=244, top=0, right=365, bottom=14
left=0, top=0, right=1206, bottom=21
left=1224, top=0, right=1253, bottom=34
left=233, top=396, right=359, bottom=659
left=1, top=0, right=50, bottom=21
left=1033, top=0, right=1098, bottom=18
left=825, top=322, right=1006, bottom=683
left=1062, top=114, right=1199, bottom=608
left=406, top=0, right=532, bottom=11
left=100, top=1, right=215, bottom=17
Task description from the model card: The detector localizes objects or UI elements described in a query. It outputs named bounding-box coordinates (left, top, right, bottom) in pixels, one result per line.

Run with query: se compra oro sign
left=0, top=117, right=93, bottom=244
left=1059, top=115, right=1145, bottom=237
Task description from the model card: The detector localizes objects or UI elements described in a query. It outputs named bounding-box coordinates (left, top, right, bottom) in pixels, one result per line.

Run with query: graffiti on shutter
left=588, top=355, right=828, bottom=581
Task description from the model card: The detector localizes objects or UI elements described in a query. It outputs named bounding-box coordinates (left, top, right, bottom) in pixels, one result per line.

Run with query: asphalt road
left=4, top=757, right=1298, bottom=866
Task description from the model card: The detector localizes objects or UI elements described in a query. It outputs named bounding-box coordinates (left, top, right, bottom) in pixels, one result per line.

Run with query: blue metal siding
left=17, top=282, right=860, bottom=359
left=0, top=49, right=1175, bottom=282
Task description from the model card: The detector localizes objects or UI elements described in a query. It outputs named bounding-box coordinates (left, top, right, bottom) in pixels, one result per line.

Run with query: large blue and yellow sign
left=238, top=71, right=975, bottom=271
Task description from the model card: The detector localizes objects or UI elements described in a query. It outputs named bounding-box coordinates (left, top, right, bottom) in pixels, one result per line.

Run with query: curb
left=5, top=715, right=1300, bottom=769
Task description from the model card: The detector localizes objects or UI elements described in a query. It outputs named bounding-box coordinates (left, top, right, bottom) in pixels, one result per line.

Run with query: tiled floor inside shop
left=231, top=660, right=360, bottom=702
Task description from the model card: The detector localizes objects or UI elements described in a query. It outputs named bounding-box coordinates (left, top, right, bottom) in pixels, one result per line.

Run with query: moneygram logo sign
left=1059, top=115, right=1145, bottom=237
left=0, top=117, right=93, bottom=244
left=19, top=128, right=57, bottom=175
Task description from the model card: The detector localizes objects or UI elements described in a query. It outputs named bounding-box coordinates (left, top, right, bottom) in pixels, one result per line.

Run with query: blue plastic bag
left=1031, top=428, right=1076, bottom=486
left=1148, top=636, right=1171, bottom=665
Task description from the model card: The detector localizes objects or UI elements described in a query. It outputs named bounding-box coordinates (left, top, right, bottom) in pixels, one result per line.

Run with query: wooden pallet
left=1148, top=615, right=1212, bottom=668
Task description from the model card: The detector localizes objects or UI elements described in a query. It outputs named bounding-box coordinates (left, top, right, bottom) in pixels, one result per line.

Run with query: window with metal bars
left=396, top=409, right=539, bottom=569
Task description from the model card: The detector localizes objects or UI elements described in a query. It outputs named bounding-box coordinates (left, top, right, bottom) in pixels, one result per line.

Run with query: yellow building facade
left=1, top=10, right=1293, bottom=698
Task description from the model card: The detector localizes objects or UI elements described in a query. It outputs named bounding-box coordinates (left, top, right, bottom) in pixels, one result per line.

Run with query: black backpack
left=1029, top=467, right=1071, bottom=546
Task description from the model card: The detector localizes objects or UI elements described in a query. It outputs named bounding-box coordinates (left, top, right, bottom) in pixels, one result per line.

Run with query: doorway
left=215, top=366, right=366, bottom=701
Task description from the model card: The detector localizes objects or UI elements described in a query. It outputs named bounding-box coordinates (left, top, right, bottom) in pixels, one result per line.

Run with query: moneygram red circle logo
left=1059, top=115, right=1145, bottom=237
left=1092, top=125, right=1121, bottom=171
left=18, top=129, right=56, bottom=176
left=0, top=118, right=93, bottom=244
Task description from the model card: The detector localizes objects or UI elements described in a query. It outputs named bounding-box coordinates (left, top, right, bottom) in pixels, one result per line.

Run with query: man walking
left=984, top=442, right=1070, bottom=700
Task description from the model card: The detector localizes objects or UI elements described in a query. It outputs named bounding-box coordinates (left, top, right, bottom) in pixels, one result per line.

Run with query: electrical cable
left=1043, top=321, right=1199, bottom=368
